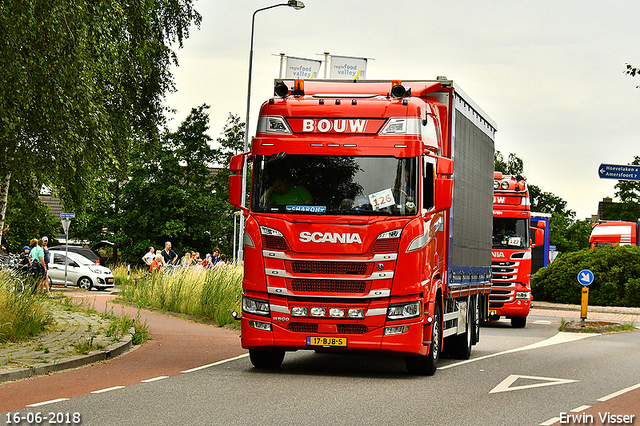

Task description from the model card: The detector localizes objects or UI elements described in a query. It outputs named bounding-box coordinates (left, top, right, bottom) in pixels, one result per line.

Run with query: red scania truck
left=490, top=172, right=539, bottom=327
left=229, top=78, right=496, bottom=375
left=589, top=220, right=640, bottom=248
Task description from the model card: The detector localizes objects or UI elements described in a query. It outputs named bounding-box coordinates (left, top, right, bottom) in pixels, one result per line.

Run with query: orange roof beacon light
left=294, top=79, right=305, bottom=97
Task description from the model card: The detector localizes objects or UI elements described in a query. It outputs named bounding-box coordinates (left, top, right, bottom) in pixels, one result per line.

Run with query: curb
left=0, top=334, right=132, bottom=383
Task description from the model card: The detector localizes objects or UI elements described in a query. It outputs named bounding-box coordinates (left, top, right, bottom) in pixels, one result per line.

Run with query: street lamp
left=237, top=0, right=305, bottom=262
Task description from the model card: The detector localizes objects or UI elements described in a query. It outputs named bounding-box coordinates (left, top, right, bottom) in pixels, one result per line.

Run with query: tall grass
left=117, top=265, right=243, bottom=327
left=0, top=271, right=54, bottom=343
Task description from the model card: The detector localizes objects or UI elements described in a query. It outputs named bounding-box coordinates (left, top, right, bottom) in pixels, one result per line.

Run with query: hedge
left=531, top=245, right=640, bottom=307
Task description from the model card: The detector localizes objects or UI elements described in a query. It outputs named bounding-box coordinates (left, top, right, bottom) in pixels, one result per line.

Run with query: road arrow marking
left=490, top=374, right=578, bottom=393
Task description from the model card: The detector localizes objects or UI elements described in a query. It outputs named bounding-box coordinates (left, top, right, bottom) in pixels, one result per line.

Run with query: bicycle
left=0, top=254, right=30, bottom=294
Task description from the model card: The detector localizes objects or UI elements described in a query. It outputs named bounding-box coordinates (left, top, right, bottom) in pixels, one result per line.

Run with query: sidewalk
left=0, top=298, right=133, bottom=383
left=1, top=294, right=638, bottom=384
left=530, top=301, right=640, bottom=324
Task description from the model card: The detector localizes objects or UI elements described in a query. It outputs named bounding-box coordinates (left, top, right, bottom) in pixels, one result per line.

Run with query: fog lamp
left=292, top=307, right=308, bottom=317
left=329, top=308, right=345, bottom=318
left=310, top=308, right=326, bottom=317
left=348, top=309, right=364, bottom=318
left=384, top=326, right=409, bottom=336
left=248, top=320, right=271, bottom=331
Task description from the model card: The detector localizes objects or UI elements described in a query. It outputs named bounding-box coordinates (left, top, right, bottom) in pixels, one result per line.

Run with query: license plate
left=306, top=336, right=347, bottom=347
left=106, top=278, right=114, bottom=283
left=489, top=309, right=497, bottom=315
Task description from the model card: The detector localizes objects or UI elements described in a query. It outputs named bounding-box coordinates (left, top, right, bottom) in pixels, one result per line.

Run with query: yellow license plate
left=306, top=336, right=347, bottom=347
left=489, top=309, right=497, bottom=315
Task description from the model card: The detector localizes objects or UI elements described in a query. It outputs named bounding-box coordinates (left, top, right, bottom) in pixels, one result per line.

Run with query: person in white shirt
left=142, top=247, right=155, bottom=266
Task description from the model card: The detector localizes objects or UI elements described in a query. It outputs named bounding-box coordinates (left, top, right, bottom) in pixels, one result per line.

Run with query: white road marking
left=26, top=398, right=69, bottom=407
left=440, top=332, right=597, bottom=370
left=91, top=386, right=125, bottom=394
left=539, top=418, right=560, bottom=426
left=597, top=382, right=640, bottom=401
left=490, top=374, right=578, bottom=394
left=532, top=320, right=552, bottom=324
left=141, top=376, right=169, bottom=383
left=181, top=353, right=250, bottom=373
left=571, top=405, right=592, bottom=412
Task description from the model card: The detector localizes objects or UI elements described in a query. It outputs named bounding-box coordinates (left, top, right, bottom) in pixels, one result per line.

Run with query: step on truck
left=490, top=173, right=546, bottom=328
left=229, top=78, right=496, bottom=375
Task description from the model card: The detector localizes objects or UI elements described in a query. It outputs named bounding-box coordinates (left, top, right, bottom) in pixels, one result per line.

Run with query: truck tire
left=511, top=317, right=527, bottom=328
left=405, top=304, right=441, bottom=375
left=448, top=300, right=472, bottom=360
left=249, top=350, right=285, bottom=369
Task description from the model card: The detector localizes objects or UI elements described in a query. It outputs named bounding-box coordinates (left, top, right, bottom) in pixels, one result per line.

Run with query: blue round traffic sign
left=577, top=269, right=594, bottom=286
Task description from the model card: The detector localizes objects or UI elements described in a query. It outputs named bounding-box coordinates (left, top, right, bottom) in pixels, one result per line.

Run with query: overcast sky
left=164, top=0, right=640, bottom=220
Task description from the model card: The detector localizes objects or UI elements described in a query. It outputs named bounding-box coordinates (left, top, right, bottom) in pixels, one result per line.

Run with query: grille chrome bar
left=263, top=250, right=397, bottom=262
left=266, top=268, right=393, bottom=280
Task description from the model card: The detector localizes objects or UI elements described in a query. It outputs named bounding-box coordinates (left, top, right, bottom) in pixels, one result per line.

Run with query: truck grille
left=288, top=323, right=368, bottom=334
left=289, top=260, right=368, bottom=275
left=290, top=279, right=367, bottom=293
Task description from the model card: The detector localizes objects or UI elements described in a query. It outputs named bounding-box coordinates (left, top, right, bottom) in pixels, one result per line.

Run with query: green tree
left=0, top=0, right=201, bottom=246
left=494, top=151, right=524, bottom=175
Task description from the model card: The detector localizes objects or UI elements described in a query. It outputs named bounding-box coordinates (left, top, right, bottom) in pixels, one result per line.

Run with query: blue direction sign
left=60, top=213, right=75, bottom=219
left=598, top=164, right=640, bottom=181
left=577, top=269, right=594, bottom=286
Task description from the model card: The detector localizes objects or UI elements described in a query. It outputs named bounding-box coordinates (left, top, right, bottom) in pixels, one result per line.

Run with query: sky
left=163, top=0, right=640, bottom=220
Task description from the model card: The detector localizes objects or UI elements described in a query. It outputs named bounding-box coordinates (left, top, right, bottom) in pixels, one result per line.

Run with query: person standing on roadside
left=41, top=236, right=51, bottom=290
left=142, top=247, right=155, bottom=267
left=161, top=241, right=178, bottom=265
left=29, top=238, right=49, bottom=295
left=150, top=253, right=164, bottom=274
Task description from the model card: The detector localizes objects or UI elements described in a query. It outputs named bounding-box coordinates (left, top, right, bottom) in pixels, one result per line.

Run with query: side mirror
left=231, top=311, right=241, bottom=321
left=434, top=177, right=453, bottom=212
left=228, top=154, right=247, bottom=210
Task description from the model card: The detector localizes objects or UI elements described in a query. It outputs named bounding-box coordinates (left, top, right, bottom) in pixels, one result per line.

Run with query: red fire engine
left=229, top=78, right=496, bottom=374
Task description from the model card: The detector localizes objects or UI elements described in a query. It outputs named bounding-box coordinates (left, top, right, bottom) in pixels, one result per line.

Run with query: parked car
left=47, top=250, right=115, bottom=290
left=48, top=241, right=113, bottom=266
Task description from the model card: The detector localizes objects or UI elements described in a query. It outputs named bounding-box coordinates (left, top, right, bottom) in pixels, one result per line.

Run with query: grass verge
left=116, top=264, right=242, bottom=327
left=0, top=271, right=54, bottom=343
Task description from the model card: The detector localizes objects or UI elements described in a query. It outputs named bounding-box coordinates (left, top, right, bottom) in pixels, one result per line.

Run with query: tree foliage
left=532, top=245, right=640, bottom=307
left=73, top=108, right=245, bottom=262
left=0, top=0, right=201, bottom=245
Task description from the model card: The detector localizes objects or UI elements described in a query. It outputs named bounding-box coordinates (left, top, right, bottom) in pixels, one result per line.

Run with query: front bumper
left=240, top=315, right=429, bottom=357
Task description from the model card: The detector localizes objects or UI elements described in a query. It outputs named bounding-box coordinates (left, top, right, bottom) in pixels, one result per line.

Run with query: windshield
left=251, top=154, right=418, bottom=216
left=493, top=217, right=529, bottom=248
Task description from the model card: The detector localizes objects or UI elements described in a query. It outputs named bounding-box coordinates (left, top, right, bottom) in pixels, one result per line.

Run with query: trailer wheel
left=249, top=350, right=285, bottom=369
left=405, top=303, right=441, bottom=375
left=448, top=300, right=472, bottom=360
left=511, top=317, right=527, bottom=328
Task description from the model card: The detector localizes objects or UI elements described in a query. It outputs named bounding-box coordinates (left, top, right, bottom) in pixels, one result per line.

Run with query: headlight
left=377, top=229, right=402, bottom=239
left=248, top=320, right=272, bottom=331
left=242, top=297, right=270, bottom=316
left=89, top=268, right=102, bottom=274
left=516, top=291, right=531, bottom=299
left=387, top=301, right=421, bottom=320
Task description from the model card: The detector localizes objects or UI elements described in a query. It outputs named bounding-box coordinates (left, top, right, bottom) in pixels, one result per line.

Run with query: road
left=3, top=308, right=639, bottom=425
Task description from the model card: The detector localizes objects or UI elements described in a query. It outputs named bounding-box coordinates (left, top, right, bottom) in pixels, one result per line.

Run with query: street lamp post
left=237, top=0, right=305, bottom=263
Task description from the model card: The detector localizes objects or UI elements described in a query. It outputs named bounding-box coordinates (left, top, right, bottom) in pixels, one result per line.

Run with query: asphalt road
left=4, top=314, right=639, bottom=426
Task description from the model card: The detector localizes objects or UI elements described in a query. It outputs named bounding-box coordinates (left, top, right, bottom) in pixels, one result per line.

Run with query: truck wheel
left=511, top=317, right=527, bottom=328
left=405, top=304, right=441, bottom=375
left=449, top=300, right=472, bottom=360
left=249, top=350, right=285, bottom=369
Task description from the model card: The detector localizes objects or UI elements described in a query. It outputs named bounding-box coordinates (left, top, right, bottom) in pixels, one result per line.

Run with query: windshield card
left=508, top=237, right=522, bottom=246
left=368, top=188, right=395, bottom=210
left=286, top=205, right=326, bottom=213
